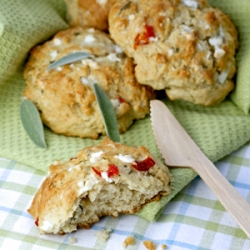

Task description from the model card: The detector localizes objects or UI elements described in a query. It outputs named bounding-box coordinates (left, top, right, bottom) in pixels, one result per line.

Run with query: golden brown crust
left=23, top=27, right=155, bottom=139
left=28, top=137, right=172, bottom=234
left=109, top=0, right=238, bottom=106
left=64, top=0, right=118, bottom=31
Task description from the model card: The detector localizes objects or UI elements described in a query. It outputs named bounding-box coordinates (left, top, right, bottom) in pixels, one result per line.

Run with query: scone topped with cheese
left=64, top=0, right=118, bottom=31
left=28, top=137, right=172, bottom=234
left=23, top=27, right=155, bottom=139
left=109, top=0, right=238, bottom=105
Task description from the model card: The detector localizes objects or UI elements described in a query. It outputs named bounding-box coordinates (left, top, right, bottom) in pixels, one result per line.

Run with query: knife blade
left=150, top=99, right=250, bottom=238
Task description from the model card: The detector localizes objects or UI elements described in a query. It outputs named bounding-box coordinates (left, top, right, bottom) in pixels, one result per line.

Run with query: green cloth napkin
left=1, top=0, right=250, bottom=221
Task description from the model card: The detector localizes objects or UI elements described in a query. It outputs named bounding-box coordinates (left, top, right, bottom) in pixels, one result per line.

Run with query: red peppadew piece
left=92, top=164, right=119, bottom=178
left=132, top=157, right=155, bottom=171
left=35, top=217, right=39, bottom=226
left=134, top=25, right=155, bottom=49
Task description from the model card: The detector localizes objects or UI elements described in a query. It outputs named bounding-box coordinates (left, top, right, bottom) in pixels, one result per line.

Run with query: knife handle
left=195, top=152, right=250, bottom=239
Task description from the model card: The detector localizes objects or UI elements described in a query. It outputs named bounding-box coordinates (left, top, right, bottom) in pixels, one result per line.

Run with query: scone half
left=28, top=137, right=172, bottom=234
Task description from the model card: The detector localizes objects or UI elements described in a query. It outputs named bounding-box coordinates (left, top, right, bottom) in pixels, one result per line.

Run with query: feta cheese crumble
left=168, top=49, right=174, bottom=57
left=114, top=45, right=123, bottom=54
left=181, top=25, right=195, bottom=39
left=84, top=34, right=96, bottom=44
left=218, top=71, right=229, bottom=84
left=114, top=154, right=135, bottom=163
left=101, top=171, right=113, bottom=182
left=40, top=220, right=53, bottom=231
left=81, top=59, right=99, bottom=69
left=53, top=160, right=60, bottom=165
left=208, top=26, right=226, bottom=59
left=128, top=14, right=135, bottom=21
left=77, top=174, right=99, bottom=194
left=96, top=0, right=107, bottom=5
left=87, top=28, right=95, bottom=33
left=90, top=151, right=104, bottom=163
left=205, top=24, right=210, bottom=30
left=80, top=77, right=89, bottom=85
left=106, top=53, right=121, bottom=62
left=50, top=50, right=57, bottom=61
left=182, top=0, right=198, bottom=9
left=53, top=38, right=62, bottom=46
left=149, top=37, right=159, bottom=42
left=110, top=99, right=120, bottom=108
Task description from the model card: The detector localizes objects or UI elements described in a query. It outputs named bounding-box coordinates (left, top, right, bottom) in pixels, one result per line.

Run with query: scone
left=27, top=137, right=172, bottom=234
left=23, top=27, right=155, bottom=139
left=64, top=0, right=118, bottom=31
left=109, top=0, right=238, bottom=105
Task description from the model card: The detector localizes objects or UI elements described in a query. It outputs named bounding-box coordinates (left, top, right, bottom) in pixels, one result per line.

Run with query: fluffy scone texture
left=23, top=27, right=155, bottom=139
left=27, top=137, right=172, bottom=234
left=64, top=0, right=118, bottom=31
left=109, top=0, right=238, bottom=105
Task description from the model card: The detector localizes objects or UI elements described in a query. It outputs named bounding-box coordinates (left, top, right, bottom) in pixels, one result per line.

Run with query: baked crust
left=64, top=0, right=118, bottom=31
left=23, top=27, right=155, bottom=139
left=109, top=0, right=238, bottom=105
left=28, top=137, right=172, bottom=234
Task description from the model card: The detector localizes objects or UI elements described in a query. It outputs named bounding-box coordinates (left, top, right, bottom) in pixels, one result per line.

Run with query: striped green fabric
left=0, top=141, right=249, bottom=249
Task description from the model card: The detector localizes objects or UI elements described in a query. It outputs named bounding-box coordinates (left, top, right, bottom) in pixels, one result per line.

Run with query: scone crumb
left=95, top=228, right=112, bottom=242
left=69, top=236, right=77, bottom=244
left=123, top=235, right=135, bottom=247
left=143, top=240, right=156, bottom=250
left=161, top=244, right=167, bottom=250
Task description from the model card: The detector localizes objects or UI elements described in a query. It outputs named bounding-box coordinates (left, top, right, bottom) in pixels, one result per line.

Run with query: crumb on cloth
left=161, top=244, right=167, bottom=250
left=95, top=228, right=112, bottom=242
left=69, top=236, right=77, bottom=244
left=123, top=235, right=135, bottom=247
left=143, top=240, right=156, bottom=250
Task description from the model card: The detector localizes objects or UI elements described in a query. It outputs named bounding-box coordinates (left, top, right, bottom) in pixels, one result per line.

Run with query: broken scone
left=28, top=137, right=172, bottom=234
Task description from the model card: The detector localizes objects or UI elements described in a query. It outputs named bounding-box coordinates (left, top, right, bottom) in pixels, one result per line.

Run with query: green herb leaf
left=47, top=51, right=91, bottom=70
left=119, top=1, right=131, bottom=14
left=20, top=99, right=46, bottom=149
left=93, top=83, right=120, bottom=142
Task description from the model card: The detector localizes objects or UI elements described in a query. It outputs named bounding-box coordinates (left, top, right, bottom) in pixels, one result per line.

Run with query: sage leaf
left=119, top=1, right=131, bottom=14
left=20, top=99, right=46, bottom=149
left=47, top=51, right=91, bottom=70
left=93, top=83, right=120, bottom=142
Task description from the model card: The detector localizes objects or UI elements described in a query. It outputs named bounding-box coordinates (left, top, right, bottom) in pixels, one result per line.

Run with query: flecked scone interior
left=24, top=27, right=155, bottom=139
left=27, top=137, right=172, bottom=234
left=109, top=0, right=238, bottom=106
left=64, top=0, right=118, bottom=31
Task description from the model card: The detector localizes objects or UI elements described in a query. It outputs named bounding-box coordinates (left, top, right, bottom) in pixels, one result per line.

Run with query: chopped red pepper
left=132, top=157, right=155, bottom=171
left=35, top=217, right=39, bottom=226
left=92, top=167, right=101, bottom=177
left=118, top=96, right=126, bottom=103
left=107, top=164, right=119, bottom=177
left=134, top=24, right=155, bottom=50
left=145, top=25, right=155, bottom=38
left=92, top=164, right=119, bottom=178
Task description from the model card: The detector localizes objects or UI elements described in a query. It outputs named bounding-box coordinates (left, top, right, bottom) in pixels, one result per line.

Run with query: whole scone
left=64, top=0, right=118, bottom=31
left=109, top=0, right=238, bottom=106
left=23, top=27, right=155, bottom=139
left=28, top=137, right=172, bottom=234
